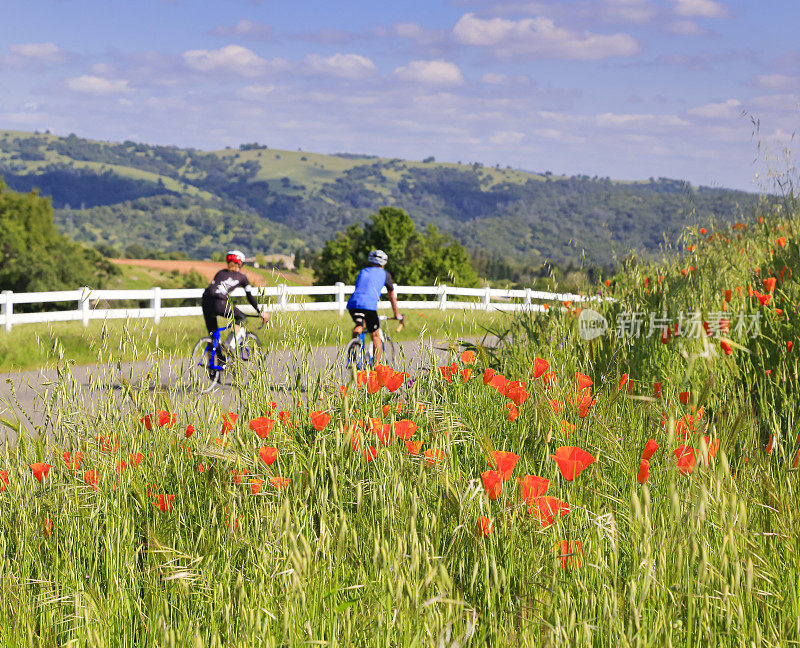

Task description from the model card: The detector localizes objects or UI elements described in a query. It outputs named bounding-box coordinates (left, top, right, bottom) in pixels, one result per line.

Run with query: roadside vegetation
left=0, top=193, right=797, bottom=645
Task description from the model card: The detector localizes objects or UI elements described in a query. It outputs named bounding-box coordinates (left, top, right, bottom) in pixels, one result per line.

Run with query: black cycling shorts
left=349, top=309, right=380, bottom=334
left=202, top=295, right=246, bottom=335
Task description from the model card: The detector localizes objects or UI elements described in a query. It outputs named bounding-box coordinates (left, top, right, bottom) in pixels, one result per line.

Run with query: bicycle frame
left=353, top=328, right=388, bottom=369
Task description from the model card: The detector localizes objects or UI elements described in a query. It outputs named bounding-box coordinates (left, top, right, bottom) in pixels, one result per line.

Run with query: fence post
left=483, top=286, right=491, bottom=312
left=151, top=286, right=162, bottom=325
left=278, top=283, right=288, bottom=311
left=438, top=284, right=448, bottom=311
left=79, top=287, right=91, bottom=327
left=335, top=282, right=345, bottom=316
left=524, top=288, right=532, bottom=311
left=2, top=290, right=12, bottom=332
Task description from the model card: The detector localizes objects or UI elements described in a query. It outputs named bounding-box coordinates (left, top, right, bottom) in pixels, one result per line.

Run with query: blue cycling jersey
left=346, top=266, right=395, bottom=310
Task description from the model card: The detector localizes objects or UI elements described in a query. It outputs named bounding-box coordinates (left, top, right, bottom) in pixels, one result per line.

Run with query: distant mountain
left=0, top=130, right=760, bottom=267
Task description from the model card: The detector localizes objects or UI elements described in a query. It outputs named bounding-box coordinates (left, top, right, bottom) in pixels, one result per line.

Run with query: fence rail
left=0, top=284, right=593, bottom=331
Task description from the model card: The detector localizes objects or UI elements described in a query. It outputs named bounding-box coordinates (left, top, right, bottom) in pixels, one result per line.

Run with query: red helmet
left=226, top=249, right=245, bottom=265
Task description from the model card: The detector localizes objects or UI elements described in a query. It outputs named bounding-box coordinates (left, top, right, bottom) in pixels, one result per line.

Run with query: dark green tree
left=0, top=181, right=117, bottom=295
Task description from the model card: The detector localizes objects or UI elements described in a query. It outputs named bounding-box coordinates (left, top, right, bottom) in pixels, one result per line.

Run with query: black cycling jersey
left=203, top=269, right=260, bottom=311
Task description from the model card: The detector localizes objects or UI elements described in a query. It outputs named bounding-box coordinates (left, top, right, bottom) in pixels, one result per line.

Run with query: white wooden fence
left=0, top=284, right=592, bottom=331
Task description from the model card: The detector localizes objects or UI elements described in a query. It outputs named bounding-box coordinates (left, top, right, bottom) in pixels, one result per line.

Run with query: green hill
left=0, top=130, right=760, bottom=267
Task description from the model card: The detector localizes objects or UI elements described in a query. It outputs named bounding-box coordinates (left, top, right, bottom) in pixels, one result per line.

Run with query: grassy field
left=0, top=309, right=506, bottom=372
left=0, top=202, right=799, bottom=646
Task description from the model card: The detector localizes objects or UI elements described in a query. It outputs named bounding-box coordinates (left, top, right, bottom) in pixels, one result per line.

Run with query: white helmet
left=368, top=249, right=388, bottom=266
left=226, top=249, right=246, bottom=265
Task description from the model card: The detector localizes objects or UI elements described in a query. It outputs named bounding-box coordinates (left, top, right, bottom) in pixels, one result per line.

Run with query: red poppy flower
left=424, top=449, right=445, bottom=466
left=183, top=424, right=195, bottom=438
left=366, top=372, right=382, bottom=394
left=375, top=364, right=394, bottom=387
left=350, top=427, right=362, bottom=452
left=478, top=516, right=494, bottom=536
left=439, top=362, right=457, bottom=382
left=699, top=227, right=707, bottom=234
left=528, top=496, right=570, bottom=527
left=549, top=399, right=565, bottom=414
left=30, top=462, right=52, bottom=482
left=777, top=236, right=787, bottom=247
left=764, top=434, right=774, bottom=455
left=363, top=446, right=378, bottom=462
left=551, top=446, right=596, bottom=481
left=789, top=341, right=794, bottom=352
left=230, top=469, right=244, bottom=485
left=394, top=419, right=418, bottom=440
left=247, top=417, right=273, bottom=439
left=43, top=518, right=54, bottom=538
left=461, top=367, right=472, bottom=383
left=637, top=459, right=650, bottom=484
left=532, top=357, right=550, bottom=379
left=720, top=340, right=733, bottom=355
left=115, top=461, right=127, bottom=473
left=266, top=401, right=277, bottom=411
left=141, top=410, right=175, bottom=430
left=652, top=382, right=662, bottom=397
left=278, top=411, right=293, bottom=427
left=153, top=494, right=176, bottom=512
left=339, top=385, right=348, bottom=399
left=384, top=371, right=406, bottom=392
left=642, top=439, right=659, bottom=461
left=505, top=381, right=528, bottom=406
left=678, top=391, right=689, bottom=405
left=553, top=540, right=583, bottom=569
left=763, top=277, right=777, bottom=293
left=249, top=478, right=264, bottom=495
left=221, top=412, right=238, bottom=434
left=674, top=445, right=696, bottom=475
left=269, top=476, right=291, bottom=490
left=130, top=452, right=144, bottom=466
left=576, top=372, right=593, bottom=392
left=258, top=446, right=279, bottom=466
left=405, top=439, right=422, bottom=455
left=560, top=420, right=575, bottom=436
left=460, top=350, right=477, bottom=365
left=356, top=370, right=370, bottom=387
left=518, top=474, right=549, bottom=502
left=481, top=470, right=503, bottom=500
left=63, top=451, right=83, bottom=470
left=482, top=368, right=496, bottom=385
left=700, top=436, right=720, bottom=462
left=541, top=371, right=557, bottom=387
left=618, top=374, right=629, bottom=390
left=0, top=470, right=8, bottom=491
left=375, top=423, right=392, bottom=446
left=488, top=451, right=520, bottom=481
left=310, top=411, right=331, bottom=431
left=753, top=290, right=772, bottom=306
left=575, top=393, right=595, bottom=418
left=506, top=403, right=519, bottom=422
left=489, top=374, right=508, bottom=393
left=83, top=470, right=101, bottom=490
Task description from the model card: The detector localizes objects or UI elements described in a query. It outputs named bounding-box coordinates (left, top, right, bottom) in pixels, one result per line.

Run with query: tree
left=313, top=207, right=478, bottom=287
left=0, top=181, right=117, bottom=296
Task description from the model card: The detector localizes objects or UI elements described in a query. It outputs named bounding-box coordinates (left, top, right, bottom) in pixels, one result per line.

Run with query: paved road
left=0, top=338, right=476, bottom=444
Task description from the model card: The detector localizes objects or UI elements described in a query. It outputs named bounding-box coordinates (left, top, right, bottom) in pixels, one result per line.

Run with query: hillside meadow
left=0, top=201, right=798, bottom=646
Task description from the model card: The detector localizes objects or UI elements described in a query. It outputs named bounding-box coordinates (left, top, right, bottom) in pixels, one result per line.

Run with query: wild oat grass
left=0, top=207, right=798, bottom=646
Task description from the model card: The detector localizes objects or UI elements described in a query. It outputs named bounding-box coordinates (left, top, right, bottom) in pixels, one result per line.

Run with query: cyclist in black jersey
left=201, top=250, right=269, bottom=344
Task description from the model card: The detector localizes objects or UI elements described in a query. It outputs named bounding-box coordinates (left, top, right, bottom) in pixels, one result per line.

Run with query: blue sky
left=1, top=0, right=798, bottom=191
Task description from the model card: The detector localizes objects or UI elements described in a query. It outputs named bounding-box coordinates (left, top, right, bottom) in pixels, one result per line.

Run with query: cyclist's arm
left=241, top=277, right=269, bottom=319
left=388, top=290, right=400, bottom=320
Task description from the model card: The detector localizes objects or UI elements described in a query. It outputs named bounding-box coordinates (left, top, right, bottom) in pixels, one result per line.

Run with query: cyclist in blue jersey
left=347, top=249, right=402, bottom=365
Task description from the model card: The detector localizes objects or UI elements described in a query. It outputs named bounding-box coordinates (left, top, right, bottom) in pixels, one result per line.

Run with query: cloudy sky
left=2, top=0, right=798, bottom=191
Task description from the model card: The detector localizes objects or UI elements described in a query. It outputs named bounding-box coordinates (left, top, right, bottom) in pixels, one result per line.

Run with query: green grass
left=0, top=309, right=506, bottom=372
left=0, top=200, right=799, bottom=646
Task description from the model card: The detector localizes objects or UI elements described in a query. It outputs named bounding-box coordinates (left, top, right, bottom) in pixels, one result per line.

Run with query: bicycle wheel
left=188, top=337, right=219, bottom=394
left=227, top=332, right=261, bottom=389
left=340, top=338, right=365, bottom=384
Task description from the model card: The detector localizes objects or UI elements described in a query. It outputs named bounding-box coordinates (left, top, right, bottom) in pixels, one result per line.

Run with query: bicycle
left=340, top=315, right=404, bottom=382
left=187, top=314, right=264, bottom=393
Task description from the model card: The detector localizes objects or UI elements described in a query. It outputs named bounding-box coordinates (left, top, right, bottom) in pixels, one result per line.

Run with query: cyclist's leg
left=349, top=309, right=366, bottom=339
left=201, top=296, right=219, bottom=336
left=361, top=310, right=382, bottom=364
left=371, top=329, right=383, bottom=365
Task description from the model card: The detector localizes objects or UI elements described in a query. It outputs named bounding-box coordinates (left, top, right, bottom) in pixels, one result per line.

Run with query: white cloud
left=687, top=98, right=741, bottom=119
left=666, top=20, right=707, bottom=35
left=394, top=60, right=464, bottom=85
left=596, top=112, right=690, bottom=128
left=9, top=42, right=65, bottom=62
left=602, top=0, right=656, bottom=23
left=754, top=74, right=798, bottom=91
left=489, top=130, right=525, bottom=145
left=211, top=19, right=273, bottom=40
left=305, top=53, right=377, bottom=80
left=452, top=13, right=639, bottom=60
left=672, top=0, right=729, bottom=18
left=482, top=72, right=511, bottom=85
left=237, top=84, right=276, bottom=101
left=66, top=75, right=133, bottom=95
left=183, top=45, right=269, bottom=77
